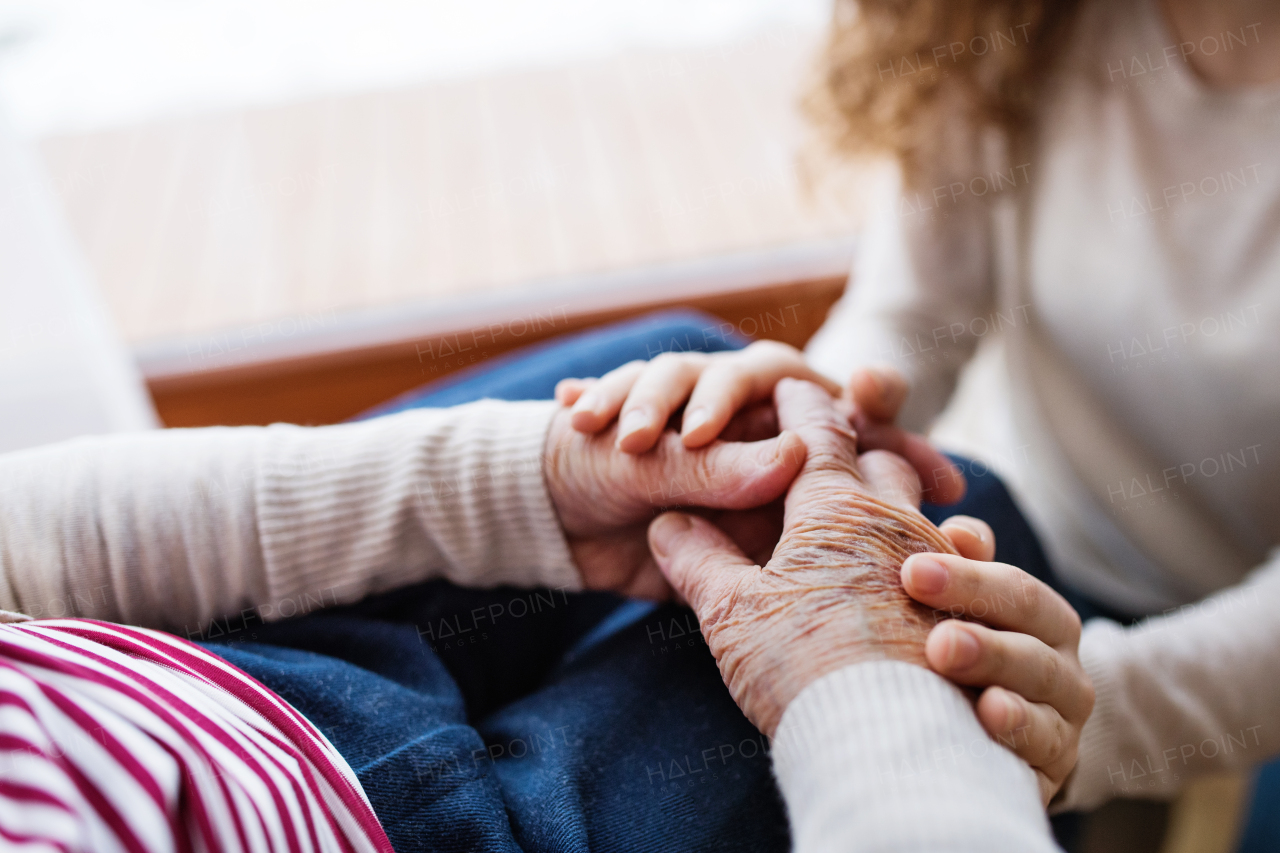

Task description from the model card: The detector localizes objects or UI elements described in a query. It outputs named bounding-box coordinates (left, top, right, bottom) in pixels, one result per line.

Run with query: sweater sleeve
left=804, top=154, right=999, bottom=434
left=1057, top=549, right=1280, bottom=811
left=772, top=660, right=1058, bottom=852
left=0, top=401, right=580, bottom=635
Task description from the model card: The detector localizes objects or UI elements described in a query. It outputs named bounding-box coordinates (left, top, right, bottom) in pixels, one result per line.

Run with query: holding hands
left=647, top=378, right=956, bottom=735
left=555, top=340, right=967, bottom=505
left=901, top=520, right=1094, bottom=802
left=549, top=343, right=1092, bottom=803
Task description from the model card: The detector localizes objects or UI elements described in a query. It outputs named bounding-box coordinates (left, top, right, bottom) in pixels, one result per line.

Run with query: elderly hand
left=902, top=517, right=1094, bottom=804
left=542, top=404, right=804, bottom=600
left=555, top=345, right=964, bottom=504
left=647, top=378, right=958, bottom=735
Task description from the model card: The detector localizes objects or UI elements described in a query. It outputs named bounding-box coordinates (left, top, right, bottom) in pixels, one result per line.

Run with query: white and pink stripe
left=0, top=620, right=392, bottom=853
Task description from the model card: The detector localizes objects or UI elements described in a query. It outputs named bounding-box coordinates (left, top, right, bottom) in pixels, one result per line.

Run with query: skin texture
left=554, top=343, right=966, bottom=505
left=547, top=366, right=1091, bottom=801
left=648, top=378, right=959, bottom=736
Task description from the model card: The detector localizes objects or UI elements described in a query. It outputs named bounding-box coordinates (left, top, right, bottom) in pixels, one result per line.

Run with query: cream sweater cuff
left=772, top=660, right=1056, bottom=852
left=256, top=400, right=582, bottom=606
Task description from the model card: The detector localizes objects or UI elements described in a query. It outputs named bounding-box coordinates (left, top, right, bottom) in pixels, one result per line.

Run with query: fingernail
left=907, top=556, right=949, bottom=594
left=575, top=392, right=601, bottom=414
left=947, top=517, right=987, bottom=544
left=683, top=407, right=710, bottom=436
left=649, top=513, right=692, bottom=559
left=945, top=626, right=980, bottom=670
left=618, top=408, right=650, bottom=440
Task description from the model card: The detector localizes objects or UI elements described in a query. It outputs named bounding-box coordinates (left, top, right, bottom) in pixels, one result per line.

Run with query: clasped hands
left=543, top=352, right=1092, bottom=803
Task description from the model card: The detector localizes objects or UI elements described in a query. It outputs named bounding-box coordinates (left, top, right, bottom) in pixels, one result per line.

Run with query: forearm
left=773, top=661, right=1057, bottom=852
left=804, top=166, right=996, bottom=433
left=0, top=401, right=579, bottom=633
left=1059, top=552, right=1280, bottom=811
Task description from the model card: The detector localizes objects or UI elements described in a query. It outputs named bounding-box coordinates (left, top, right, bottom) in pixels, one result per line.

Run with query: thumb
left=648, top=512, right=756, bottom=617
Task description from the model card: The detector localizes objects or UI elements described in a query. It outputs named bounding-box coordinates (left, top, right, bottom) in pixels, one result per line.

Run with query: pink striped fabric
left=0, top=619, right=393, bottom=853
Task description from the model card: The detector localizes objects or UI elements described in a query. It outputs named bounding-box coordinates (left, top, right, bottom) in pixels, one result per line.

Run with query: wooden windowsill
left=143, top=241, right=852, bottom=427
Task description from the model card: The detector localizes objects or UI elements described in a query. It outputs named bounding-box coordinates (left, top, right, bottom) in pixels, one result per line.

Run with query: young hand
left=555, top=344, right=965, bottom=504
left=901, top=517, right=1095, bottom=804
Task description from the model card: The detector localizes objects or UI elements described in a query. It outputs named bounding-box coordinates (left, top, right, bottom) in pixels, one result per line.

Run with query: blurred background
left=0, top=0, right=862, bottom=441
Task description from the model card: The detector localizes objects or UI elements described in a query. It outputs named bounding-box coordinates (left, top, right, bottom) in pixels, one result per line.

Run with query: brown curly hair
left=804, top=0, right=1083, bottom=188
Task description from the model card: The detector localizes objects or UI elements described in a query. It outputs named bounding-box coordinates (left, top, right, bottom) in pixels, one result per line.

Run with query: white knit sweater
left=806, top=0, right=1280, bottom=814
left=0, top=400, right=1056, bottom=851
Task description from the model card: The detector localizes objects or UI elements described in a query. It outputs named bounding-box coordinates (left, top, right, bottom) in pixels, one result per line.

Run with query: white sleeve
left=0, top=401, right=580, bottom=634
left=1057, top=549, right=1280, bottom=811
left=804, top=158, right=998, bottom=434
left=772, top=661, right=1059, bottom=852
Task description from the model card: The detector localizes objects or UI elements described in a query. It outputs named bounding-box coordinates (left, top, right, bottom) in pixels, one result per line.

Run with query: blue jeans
left=201, top=310, right=1085, bottom=852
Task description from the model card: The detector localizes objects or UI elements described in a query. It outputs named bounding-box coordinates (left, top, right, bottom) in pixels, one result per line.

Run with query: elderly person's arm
left=649, top=379, right=1066, bottom=852
left=0, top=400, right=803, bottom=633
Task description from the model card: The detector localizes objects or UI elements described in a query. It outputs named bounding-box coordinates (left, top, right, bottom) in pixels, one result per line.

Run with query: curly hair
left=804, top=0, right=1084, bottom=188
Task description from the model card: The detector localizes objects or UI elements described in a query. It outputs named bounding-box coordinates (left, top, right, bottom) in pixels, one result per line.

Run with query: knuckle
left=1016, top=573, right=1046, bottom=622
left=1040, top=715, right=1070, bottom=764
left=1030, top=649, right=1062, bottom=699
left=1042, top=733, right=1065, bottom=766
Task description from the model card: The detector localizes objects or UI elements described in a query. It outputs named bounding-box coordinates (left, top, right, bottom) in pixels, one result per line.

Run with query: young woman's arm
left=805, top=157, right=1000, bottom=434
left=1057, top=554, right=1280, bottom=810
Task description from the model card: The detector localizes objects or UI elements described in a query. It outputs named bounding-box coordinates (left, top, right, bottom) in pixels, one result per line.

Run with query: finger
left=648, top=512, right=756, bottom=618
left=638, top=429, right=807, bottom=512
left=901, top=553, right=1081, bottom=647
left=555, top=377, right=595, bottom=407
left=853, top=417, right=966, bottom=505
left=976, top=686, right=1075, bottom=770
left=924, top=621, right=1091, bottom=721
left=773, top=378, right=859, bottom=476
left=847, top=364, right=909, bottom=422
left=616, top=353, right=711, bottom=453
left=570, top=361, right=647, bottom=433
left=855, top=450, right=923, bottom=511
left=681, top=342, right=839, bottom=448
left=938, top=515, right=995, bottom=562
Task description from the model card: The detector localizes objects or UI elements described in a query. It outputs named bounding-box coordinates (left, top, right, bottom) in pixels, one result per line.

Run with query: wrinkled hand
left=543, top=405, right=803, bottom=599
left=902, top=517, right=1094, bottom=804
left=647, top=378, right=959, bottom=736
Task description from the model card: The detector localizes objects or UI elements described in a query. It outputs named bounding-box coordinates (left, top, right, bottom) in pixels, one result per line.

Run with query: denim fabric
left=202, top=309, right=1098, bottom=852
left=207, top=311, right=785, bottom=853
